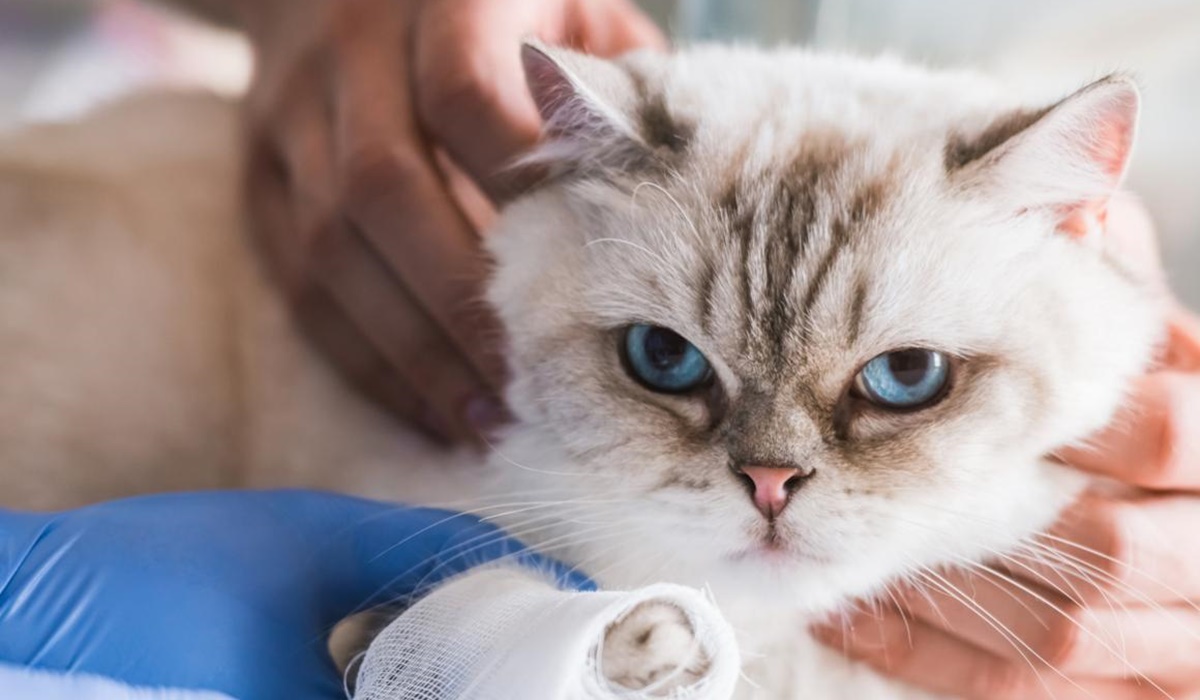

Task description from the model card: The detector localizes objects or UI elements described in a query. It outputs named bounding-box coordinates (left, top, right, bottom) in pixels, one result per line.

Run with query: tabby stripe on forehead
left=697, top=256, right=718, bottom=336
left=738, top=210, right=758, bottom=350
left=717, top=184, right=759, bottom=351
left=798, top=219, right=850, bottom=343
left=847, top=277, right=868, bottom=346
left=763, top=184, right=806, bottom=356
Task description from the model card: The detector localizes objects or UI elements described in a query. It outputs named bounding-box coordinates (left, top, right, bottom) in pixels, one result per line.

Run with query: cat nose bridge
left=726, top=389, right=822, bottom=461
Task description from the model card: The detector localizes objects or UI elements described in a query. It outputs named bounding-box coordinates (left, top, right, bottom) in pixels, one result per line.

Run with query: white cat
left=0, top=44, right=1163, bottom=698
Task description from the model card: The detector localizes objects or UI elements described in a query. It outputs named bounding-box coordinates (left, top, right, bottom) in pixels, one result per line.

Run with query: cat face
left=485, top=45, right=1162, bottom=612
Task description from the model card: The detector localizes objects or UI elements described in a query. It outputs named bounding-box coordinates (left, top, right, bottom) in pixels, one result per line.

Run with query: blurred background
left=0, top=0, right=1196, bottom=304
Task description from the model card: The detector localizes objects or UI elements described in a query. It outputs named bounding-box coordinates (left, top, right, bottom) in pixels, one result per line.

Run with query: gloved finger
left=309, top=500, right=594, bottom=624
left=0, top=511, right=51, bottom=575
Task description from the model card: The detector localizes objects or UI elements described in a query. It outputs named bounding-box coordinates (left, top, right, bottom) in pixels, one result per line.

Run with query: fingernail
left=464, top=395, right=511, bottom=440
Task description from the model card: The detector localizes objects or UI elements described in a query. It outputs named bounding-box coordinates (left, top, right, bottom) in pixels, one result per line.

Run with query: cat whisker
left=631, top=180, right=705, bottom=249
left=912, top=567, right=1075, bottom=699
left=947, top=555, right=1174, bottom=699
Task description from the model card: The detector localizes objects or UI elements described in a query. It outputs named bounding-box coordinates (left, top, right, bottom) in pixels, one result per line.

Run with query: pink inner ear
left=1090, top=107, right=1138, bottom=181
left=1058, top=203, right=1107, bottom=239
left=523, top=45, right=574, bottom=125
left=1055, top=89, right=1137, bottom=239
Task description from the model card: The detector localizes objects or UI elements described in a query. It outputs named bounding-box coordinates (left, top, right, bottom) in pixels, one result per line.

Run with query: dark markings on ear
left=696, top=256, right=718, bottom=337
left=847, top=277, right=868, bottom=346
left=944, top=106, right=1053, bottom=172
left=630, top=70, right=695, bottom=154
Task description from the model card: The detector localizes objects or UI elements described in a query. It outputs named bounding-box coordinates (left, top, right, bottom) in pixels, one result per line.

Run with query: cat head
left=484, top=44, right=1162, bottom=612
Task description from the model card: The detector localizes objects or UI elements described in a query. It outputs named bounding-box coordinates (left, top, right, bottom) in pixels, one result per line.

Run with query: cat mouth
left=728, top=527, right=833, bottom=566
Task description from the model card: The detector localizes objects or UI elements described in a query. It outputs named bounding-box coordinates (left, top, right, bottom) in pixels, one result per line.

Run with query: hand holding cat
left=240, top=0, right=664, bottom=443
left=817, top=198, right=1200, bottom=699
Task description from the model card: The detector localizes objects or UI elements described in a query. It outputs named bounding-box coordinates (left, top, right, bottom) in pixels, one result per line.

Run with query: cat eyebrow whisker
left=631, top=180, right=705, bottom=249
left=408, top=515, right=641, bottom=595
left=583, top=237, right=670, bottom=266
left=478, top=431, right=619, bottom=478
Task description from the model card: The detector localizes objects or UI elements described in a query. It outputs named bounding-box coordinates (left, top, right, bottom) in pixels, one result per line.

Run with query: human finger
left=1036, top=494, right=1200, bottom=605
left=1059, top=372, right=1200, bottom=490
left=567, top=0, right=668, bottom=57
left=814, top=609, right=1165, bottom=700
left=333, top=0, right=507, bottom=396
left=891, top=564, right=1200, bottom=682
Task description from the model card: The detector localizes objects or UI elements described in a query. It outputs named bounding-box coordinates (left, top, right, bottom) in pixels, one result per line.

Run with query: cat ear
left=519, top=41, right=652, bottom=175
left=952, top=75, right=1140, bottom=238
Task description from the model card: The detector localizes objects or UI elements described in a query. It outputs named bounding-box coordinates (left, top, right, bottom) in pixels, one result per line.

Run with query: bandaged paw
left=353, top=567, right=740, bottom=700
left=601, top=601, right=713, bottom=695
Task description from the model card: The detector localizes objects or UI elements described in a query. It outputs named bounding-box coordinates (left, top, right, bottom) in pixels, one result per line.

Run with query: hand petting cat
left=233, top=0, right=664, bottom=444
left=816, top=197, right=1200, bottom=700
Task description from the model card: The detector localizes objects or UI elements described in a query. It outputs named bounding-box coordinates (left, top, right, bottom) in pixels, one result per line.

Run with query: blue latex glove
left=0, top=490, right=591, bottom=700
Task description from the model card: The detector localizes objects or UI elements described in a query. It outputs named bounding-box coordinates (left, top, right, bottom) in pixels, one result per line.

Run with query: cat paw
left=601, top=601, right=712, bottom=695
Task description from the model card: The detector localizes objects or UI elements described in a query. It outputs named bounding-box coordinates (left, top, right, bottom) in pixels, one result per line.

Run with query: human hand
left=0, top=490, right=589, bottom=700
left=241, top=0, right=665, bottom=443
left=814, top=197, right=1200, bottom=699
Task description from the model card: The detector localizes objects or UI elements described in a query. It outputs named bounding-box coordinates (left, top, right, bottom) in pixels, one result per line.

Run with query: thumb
left=302, top=499, right=594, bottom=624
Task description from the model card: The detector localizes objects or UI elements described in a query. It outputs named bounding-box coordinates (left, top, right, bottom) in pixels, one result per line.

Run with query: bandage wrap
left=354, top=568, right=740, bottom=700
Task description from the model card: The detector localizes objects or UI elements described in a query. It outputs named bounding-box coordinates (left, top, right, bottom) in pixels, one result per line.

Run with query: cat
left=0, top=42, right=1164, bottom=698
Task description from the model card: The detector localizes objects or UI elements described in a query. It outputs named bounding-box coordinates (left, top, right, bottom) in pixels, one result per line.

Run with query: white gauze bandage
left=353, top=567, right=741, bottom=700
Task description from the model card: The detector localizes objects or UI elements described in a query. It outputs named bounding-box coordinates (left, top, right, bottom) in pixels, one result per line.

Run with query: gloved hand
left=0, top=490, right=590, bottom=700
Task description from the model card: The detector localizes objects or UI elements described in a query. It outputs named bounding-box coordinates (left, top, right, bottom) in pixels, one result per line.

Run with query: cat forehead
left=616, top=47, right=1008, bottom=165
left=543, top=49, right=1065, bottom=371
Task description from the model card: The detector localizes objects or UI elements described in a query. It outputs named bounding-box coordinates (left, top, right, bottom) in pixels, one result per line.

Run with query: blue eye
left=856, top=349, right=950, bottom=410
left=622, top=325, right=713, bottom=394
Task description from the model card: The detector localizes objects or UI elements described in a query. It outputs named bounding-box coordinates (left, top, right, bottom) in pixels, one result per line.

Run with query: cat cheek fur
left=485, top=45, right=1163, bottom=625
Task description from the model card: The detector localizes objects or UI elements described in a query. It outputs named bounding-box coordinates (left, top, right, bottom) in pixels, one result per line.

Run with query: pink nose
left=737, top=465, right=809, bottom=519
